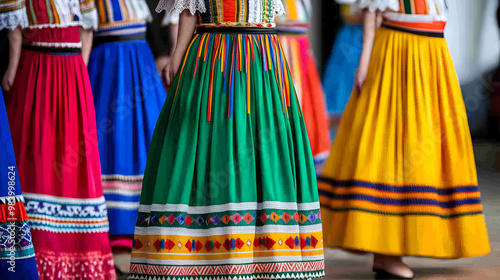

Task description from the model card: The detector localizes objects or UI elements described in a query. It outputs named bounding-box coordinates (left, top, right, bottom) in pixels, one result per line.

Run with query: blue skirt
left=0, top=89, right=38, bottom=280
left=88, top=39, right=167, bottom=240
left=323, top=24, right=363, bottom=114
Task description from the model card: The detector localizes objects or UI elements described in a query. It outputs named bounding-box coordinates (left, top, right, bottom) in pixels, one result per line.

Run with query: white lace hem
left=27, top=41, right=83, bottom=48
left=155, top=0, right=206, bottom=15
left=357, top=0, right=400, bottom=12
left=79, top=9, right=98, bottom=30
left=0, top=8, right=28, bottom=30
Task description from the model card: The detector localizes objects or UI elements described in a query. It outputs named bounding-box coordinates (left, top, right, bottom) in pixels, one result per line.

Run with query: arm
left=78, top=0, right=98, bottom=65
left=157, top=23, right=179, bottom=84
left=80, top=28, right=93, bottom=65
left=164, top=9, right=197, bottom=86
left=0, top=0, right=28, bottom=92
left=354, top=9, right=377, bottom=92
left=376, top=10, right=383, bottom=28
left=169, top=23, right=179, bottom=54
left=1, top=26, right=22, bottom=92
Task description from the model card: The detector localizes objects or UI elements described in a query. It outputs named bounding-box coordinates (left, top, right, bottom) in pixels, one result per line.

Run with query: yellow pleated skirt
left=319, top=27, right=491, bottom=258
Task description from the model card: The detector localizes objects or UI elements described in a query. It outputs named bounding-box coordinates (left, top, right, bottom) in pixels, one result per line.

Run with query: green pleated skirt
left=129, top=30, right=325, bottom=280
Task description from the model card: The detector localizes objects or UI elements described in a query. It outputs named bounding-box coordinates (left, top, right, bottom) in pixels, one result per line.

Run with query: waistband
left=275, top=24, right=309, bottom=35
left=93, top=33, right=146, bottom=48
left=196, top=26, right=276, bottom=34
left=382, top=19, right=446, bottom=38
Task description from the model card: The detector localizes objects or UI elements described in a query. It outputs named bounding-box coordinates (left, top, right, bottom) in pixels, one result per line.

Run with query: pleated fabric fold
left=278, top=33, right=331, bottom=174
left=319, top=27, right=491, bottom=258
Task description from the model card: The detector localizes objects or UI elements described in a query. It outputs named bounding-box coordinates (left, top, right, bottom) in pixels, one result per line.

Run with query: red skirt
left=6, top=26, right=116, bottom=280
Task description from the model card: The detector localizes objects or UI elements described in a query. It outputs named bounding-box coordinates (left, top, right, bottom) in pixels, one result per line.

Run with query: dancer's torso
left=21, top=0, right=97, bottom=50
left=93, top=0, right=151, bottom=36
left=366, top=0, right=449, bottom=34
left=381, top=0, right=447, bottom=21
left=193, top=0, right=284, bottom=26
left=23, top=0, right=94, bottom=28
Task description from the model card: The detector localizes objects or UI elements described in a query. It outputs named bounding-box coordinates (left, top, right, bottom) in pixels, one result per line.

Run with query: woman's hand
left=354, top=9, right=377, bottom=93
left=164, top=53, right=182, bottom=87
left=1, top=67, right=16, bottom=92
left=2, top=26, right=22, bottom=92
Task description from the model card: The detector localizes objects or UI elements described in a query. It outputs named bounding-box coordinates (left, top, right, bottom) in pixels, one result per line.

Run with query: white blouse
left=156, top=0, right=285, bottom=24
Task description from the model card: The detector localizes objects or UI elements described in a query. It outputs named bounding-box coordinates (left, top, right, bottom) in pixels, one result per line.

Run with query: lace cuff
left=77, top=0, right=98, bottom=30
left=0, top=8, right=28, bottom=30
left=357, top=0, right=399, bottom=12
left=79, top=9, right=98, bottom=30
left=156, top=0, right=206, bottom=15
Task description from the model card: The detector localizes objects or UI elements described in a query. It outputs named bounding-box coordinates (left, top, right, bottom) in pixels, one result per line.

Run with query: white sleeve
left=357, top=0, right=400, bottom=12
left=0, top=0, right=28, bottom=30
left=155, top=0, right=206, bottom=15
left=77, top=0, right=99, bottom=30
